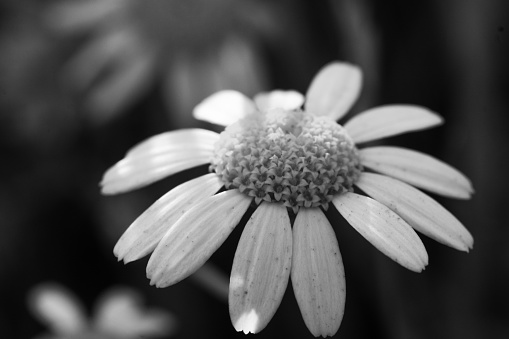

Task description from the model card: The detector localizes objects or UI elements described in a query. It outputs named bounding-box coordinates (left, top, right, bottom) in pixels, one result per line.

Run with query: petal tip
left=233, top=309, right=260, bottom=335
left=113, top=243, right=129, bottom=263
left=122, top=256, right=135, bottom=265
left=455, top=236, right=474, bottom=253
left=408, top=252, right=428, bottom=273
left=412, top=261, right=428, bottom=273
left=147, top=270, right=170, bottom=288
left=147, top=276, right=158, bottom=287
left=468, top=185, right=475, bottom=195
left=463, top=238, right=474, bottom=253
left=436, top=113, right=445, bottom=125
left=100, top=183, right=117, bottom=196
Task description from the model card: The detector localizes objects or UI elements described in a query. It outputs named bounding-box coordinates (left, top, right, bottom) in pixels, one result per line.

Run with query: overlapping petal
left=193, top=90, right=257, bottom=126
left=292, top=208, right=345, bottom=337
left=344, top=105, right=443, bottom=144
left=114, top=173, right=223, bottom=263
left=126, top=128, right=219, bottom=157
left=356, top=173, right=473, bottom=251
left=360, top=146, right=474, bottom=199
left=146, top=190, right=252, bottom=288
left=305, top=62, right=362, bottom=121
left=253, top=90, right=304, bottom=111
left=333, top=192, right=428, bottom=272
left=101, top=129, right=219, bottom=194
left=229, top=203, right=292, bottom=334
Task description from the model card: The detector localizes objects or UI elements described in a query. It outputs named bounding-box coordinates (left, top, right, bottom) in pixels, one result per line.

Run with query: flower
left=44, top=0, right=273, bottom=125
left=28, top=282, right=176, bottom=339
left=101, top=62, right=474, bottom=337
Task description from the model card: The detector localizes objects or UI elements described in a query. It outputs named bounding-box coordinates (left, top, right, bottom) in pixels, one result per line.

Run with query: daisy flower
left=28, top=282, right=176, bottom=339
left=44, top=0, right=271, bottom=124
left=101, top=62, right=474, bottom=337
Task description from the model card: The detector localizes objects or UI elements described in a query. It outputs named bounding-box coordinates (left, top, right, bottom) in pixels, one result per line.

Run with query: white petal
left=146, top=190, right=252, bottom=287
left=253, top=90, right=305, bottom=111
left=360, top=146, right=474, bottom=199
left=100, top=129, right=218, bottom=194
left=101, top=153, right=211, bottom=195
left=333, top=192, right=428, bottom=272
left=305, top=62, right=362, bottom=121
left=344, top=105, right=443, bottom=144
left=356, top=173, right=473, bottom=251
left=93, top=288, right=176, bottom=337
left=229, top=203, right=292, bottom=334
left=114, top=173, right=223, bottom=263
left=193, top=90, right=257, bottom=126
left=28, top=283, right=87, bottom=335
left=127, top=129, right=219, bottom=157
left=292, top=208, right=345, bottom=337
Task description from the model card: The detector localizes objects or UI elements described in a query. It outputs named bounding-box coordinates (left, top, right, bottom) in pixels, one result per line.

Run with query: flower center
left=210, top=108, right=363, bottom=212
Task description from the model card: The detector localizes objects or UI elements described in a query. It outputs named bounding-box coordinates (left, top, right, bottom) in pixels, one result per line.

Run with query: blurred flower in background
left=28, top=282, right=176, bottom=339
left=44, top=0, right=279, bottom=126
left=0, top=1, right=79, bottom=155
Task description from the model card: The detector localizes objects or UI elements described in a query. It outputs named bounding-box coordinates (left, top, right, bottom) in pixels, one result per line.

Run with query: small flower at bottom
left=28, top=282, right=176, bottom=339
left=101, top=61, right=474, bottom=337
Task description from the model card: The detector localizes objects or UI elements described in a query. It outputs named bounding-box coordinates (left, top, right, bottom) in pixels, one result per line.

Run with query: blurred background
left=1, top=0, right=508, bottom=338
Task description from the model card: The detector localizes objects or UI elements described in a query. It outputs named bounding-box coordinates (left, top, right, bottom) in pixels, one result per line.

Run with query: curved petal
left=114, top=173, right=223, bottom=263
left=305, top=62, right=362, bottom=121
left=28, top=283, right=87, bottom=335
left=356, top=173, right=473, bottom=251
left=93, top=288, right=176, bottom=337
left=360, top=146, right=474, bottom=199
left=193, top=90, right=257, bottom=126
left=101, top=129, right=219, bottom=194
left=344, top=105, right=443, bottom=144
left=332, top=192, right=428, bottom=272
left=127, top=129, right=219, bottom=157
left=292, top=208, right=345, bottom=337
left=229, top=203, right=292, bottom=334
left=146, top=190, right=252, bottom=288
left=253, top=90, right=304, bottom=111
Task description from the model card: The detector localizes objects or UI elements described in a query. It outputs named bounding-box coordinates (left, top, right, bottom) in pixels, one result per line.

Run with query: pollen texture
left=210, top=109, right=362, bottom=212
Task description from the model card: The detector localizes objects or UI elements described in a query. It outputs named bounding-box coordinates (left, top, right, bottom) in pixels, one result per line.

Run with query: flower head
left=101, top=62, right=474, bottom=336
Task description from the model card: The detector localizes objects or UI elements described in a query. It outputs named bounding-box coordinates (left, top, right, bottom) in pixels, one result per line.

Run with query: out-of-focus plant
left=28, top=282, right=176, bottom=339
left=44, top=0, right=282, bottom=126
